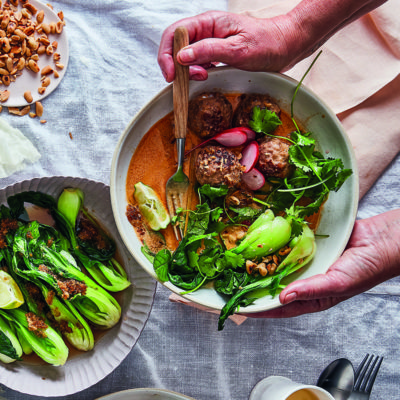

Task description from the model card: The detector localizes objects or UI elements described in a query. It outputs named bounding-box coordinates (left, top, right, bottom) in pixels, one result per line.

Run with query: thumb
left=279, top=270, right=350, bottom=305
left=178, top=37, right=240, bottom=66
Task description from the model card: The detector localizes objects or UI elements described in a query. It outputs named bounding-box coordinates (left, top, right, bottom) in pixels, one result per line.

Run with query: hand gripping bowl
left=110, top=67, right=359, bottom=314
left=0, top=177, right=156, bottom=397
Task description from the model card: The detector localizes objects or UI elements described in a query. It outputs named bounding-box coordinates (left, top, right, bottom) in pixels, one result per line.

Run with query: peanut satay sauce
left=21, top=206, right=124, bottom=365
left=126, top=93, right=321, bottom=252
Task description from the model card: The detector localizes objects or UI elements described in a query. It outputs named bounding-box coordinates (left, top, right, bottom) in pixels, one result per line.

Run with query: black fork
left=349, top=354, right=384, bottom=399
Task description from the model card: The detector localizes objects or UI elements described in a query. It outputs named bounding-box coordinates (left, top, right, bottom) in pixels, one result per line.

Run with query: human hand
left=243, top=209, right=400, bottom=318
left=157, top=11, right=298, bottom=83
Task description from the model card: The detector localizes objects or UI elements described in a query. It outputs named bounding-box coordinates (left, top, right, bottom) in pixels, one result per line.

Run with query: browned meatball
left=188, top=92, right=233, bottom=139
left=195, top=146, right=244, bottom=187
left=232, top=93, right=281, bottom=128
left=257, top=137, right=292, bottom=179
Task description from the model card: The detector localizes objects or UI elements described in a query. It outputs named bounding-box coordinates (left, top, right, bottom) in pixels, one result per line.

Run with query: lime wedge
left=0, top=270, right=24, bottom=309
left=134, top=182, right=170, bottom=231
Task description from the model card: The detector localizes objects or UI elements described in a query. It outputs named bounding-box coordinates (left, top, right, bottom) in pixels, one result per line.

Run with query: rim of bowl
left=110, top=66, right=359, bottom=313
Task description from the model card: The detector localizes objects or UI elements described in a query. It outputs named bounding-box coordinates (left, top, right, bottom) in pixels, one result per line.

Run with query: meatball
left=195, top=146, right=244, bottom=187
left=188, top=92, right=233, bottom=139
left=232, top=93, right=281, bottom=128
left=257, top=137, right=292, bottom=179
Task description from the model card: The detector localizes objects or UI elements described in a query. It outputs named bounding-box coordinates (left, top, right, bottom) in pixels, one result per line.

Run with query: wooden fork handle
left=173, top=26, right=189, bottom=140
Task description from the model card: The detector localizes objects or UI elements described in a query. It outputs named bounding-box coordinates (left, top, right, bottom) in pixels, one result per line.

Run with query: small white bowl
left=110, top=67, right=359, bottom=314
left=0, top=176, right=156, bottom=396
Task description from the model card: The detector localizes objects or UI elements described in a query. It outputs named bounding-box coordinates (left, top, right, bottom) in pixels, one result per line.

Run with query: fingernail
left=179, top=47, right=195, bottom=62
left=283, top=292, right=297, bottom=304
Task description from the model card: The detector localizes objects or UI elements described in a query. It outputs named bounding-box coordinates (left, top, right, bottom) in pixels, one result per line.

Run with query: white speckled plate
left=1, top=0, right=69, bottom=108
left=97, top=388, right=196, bottom=400
left=0, top=176, right=156, bottom=397
left=111, top=67, right=359, bottom=314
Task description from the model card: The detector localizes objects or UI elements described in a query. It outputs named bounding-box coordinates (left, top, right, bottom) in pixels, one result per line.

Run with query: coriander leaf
left=186, top=203, right=211, bottom=236
left=197, top=246, right=223, bottom=278
left=249, top=107, right=282, bottom=134
left=210, top=207, right=223, bottom=222
left=199, top=184, right=229, bottom=202
left=229, top=206, right=263, bottom=223
left=221, top=250, right=245, bottom=270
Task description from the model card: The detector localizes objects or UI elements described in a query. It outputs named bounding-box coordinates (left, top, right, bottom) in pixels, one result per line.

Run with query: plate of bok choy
left=0, top=176, right=156, bottom=397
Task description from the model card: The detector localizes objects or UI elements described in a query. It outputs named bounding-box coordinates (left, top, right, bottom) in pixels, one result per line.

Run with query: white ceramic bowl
left=97, top=388, right=196, bottom=400
left=0, top=177, right=156, bottom=396
left=110, top=67, right=359, bottom=313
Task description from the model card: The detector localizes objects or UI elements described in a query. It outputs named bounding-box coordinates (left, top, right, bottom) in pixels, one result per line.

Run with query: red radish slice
left=213, top=129, right=247, bottom=147
left=238, top=127, right=256, bottom=142
left=240, top=141, right=259, bottom=173
left=184, top=128, right=247, bottom=156
left=241, top=167, right=265, bottom=190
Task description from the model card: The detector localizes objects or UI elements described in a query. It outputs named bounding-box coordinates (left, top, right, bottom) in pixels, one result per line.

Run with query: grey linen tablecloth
left=0, top=1, right=399, bottom=399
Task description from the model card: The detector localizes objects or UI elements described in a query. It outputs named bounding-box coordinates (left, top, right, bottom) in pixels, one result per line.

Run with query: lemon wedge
left=133, top=182, right=170, bottom=231
left=0, top=270, right=24, bottom=309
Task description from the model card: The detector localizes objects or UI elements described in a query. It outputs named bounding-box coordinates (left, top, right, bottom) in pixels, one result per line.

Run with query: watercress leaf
left=153, top=248, right=171, bottom=282
left=168, top=272, right=204, bottom=290
left=249, top=107, right=282, bottom=134
left=214, top=269, right=253, bottom=295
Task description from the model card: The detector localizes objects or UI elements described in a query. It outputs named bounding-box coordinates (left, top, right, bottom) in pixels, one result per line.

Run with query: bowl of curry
left=110, top=67, right=359, bottom=320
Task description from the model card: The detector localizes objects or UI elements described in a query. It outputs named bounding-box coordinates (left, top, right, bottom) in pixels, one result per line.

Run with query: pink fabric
left=229, top=0, right=400, bottom=199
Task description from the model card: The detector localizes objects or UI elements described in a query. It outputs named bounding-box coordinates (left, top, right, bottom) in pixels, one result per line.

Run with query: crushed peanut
left=35, top=101, right=43, bottom=116
left=0, top=1, right=65, bottom=118
left=23, top=90, right=32, bottom=102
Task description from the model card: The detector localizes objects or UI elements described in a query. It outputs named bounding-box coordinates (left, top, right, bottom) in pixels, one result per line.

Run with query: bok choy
left=56, top=188, right=130, bottom=292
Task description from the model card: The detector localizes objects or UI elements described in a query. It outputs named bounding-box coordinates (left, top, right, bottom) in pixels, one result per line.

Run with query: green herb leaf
left=249, top=107, right=282, bottom=134
left=153, top=248, right=171, bottom=282
left=199, top=184, right=229, bottom=202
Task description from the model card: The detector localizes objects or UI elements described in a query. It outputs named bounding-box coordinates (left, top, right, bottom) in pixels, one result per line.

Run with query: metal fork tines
left=166, top=138, right=189, bottom=241
left=349, top=354, right=384, bottom=399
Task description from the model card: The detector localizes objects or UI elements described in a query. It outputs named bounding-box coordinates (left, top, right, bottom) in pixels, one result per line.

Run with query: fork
left=348, top=354, right=384, bottom=399
left=166, top=26, right=190, bottom=241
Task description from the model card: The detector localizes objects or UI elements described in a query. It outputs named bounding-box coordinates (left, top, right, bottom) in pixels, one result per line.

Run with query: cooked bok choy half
left=0, top=308, right=68, bottom=366
left=0, top=314, right=23, bottom=363
left=56, top=188, right=130, bottom=292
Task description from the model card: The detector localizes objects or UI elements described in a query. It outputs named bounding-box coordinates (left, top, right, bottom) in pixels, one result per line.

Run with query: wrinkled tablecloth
left=0, top=1, right=399, bottom=399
